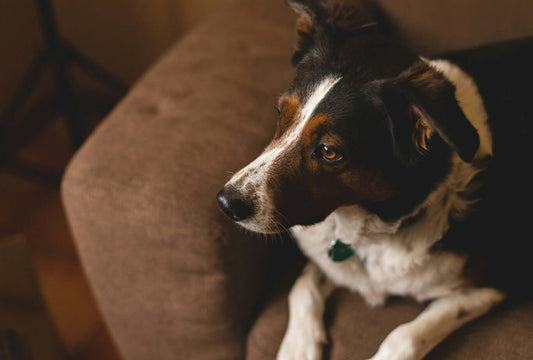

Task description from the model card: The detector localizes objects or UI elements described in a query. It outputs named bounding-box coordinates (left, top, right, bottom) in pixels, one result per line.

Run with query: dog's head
left=217, top=0, right=479, bottom=233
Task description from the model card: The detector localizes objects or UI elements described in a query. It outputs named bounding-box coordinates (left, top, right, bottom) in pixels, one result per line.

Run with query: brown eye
left=320, top=144, right=343, bottom=163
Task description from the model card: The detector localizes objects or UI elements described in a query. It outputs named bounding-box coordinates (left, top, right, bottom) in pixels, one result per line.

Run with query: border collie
left=217, top=1, right=530, bottom=359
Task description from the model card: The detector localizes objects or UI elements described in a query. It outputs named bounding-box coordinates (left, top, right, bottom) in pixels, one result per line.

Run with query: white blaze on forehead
left=301, top=76, right=343, bottom=124
left=233, top=75, right=342, bottom=183
left=288, top=75, right=342, bottom=144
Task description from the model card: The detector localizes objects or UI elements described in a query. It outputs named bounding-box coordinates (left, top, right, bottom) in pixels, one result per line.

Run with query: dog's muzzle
left=217, top=186, right=254, bottom=222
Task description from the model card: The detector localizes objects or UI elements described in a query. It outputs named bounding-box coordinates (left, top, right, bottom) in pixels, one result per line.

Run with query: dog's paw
left=367, top=346, right=417, bottom=360
left=366, top=326, right=418, bottom=360
left=276, top=317, right=327, bottom=360
left=367, top=349, right=417, bottom=360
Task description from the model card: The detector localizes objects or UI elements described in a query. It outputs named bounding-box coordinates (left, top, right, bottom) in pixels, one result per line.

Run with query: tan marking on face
left=301, top=113, right=348, bottom=172
left=275, top=94, right=301, bottom=138
left=301, top=113, right=329, bottom=146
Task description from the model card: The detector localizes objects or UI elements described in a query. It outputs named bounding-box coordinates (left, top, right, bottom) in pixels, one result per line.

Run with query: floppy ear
left=380, top=62, right=480, bottom=166
left=286, top=0, right=378, bottom=67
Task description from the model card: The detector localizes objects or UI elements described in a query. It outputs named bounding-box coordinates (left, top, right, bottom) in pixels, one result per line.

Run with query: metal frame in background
left=0, top=0, right=128, bottom=185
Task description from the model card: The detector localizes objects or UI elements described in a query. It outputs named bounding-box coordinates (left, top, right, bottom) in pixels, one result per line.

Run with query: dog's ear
left=379, top=62, right=479, bottom=166
left=286, top=0, right=378, bottom=67
left=286, top=0, right=321, bottom=66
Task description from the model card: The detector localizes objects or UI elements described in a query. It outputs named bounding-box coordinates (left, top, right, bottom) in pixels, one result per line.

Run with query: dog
left=217, top=0, right=532, bottom=359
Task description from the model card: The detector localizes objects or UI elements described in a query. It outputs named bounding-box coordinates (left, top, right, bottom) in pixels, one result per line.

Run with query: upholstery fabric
left=376, top=0, right=533, bottom=55
left=62, top=1, right=295, bottom=359
left=62, top=0, right=533, bottom=359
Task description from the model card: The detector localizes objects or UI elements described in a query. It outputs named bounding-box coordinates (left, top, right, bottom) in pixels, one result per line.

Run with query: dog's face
left=217, top=0, right=479, bottom=233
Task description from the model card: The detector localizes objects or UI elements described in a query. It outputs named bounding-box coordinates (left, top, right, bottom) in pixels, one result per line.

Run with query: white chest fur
left=290, top=59, right=492, bottom=306
left=291, top=211, right=467, bottom=305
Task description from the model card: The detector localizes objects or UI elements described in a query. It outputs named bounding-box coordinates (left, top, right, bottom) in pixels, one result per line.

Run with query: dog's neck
left=333, top=59, right=492, bottom=247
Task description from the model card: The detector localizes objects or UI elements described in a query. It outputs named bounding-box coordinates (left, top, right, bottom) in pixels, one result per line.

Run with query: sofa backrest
left=376, top=0, right=533, bottom=55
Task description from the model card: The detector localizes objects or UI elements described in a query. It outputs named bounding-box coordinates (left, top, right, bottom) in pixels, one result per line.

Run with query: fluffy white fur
left=277, top=60, right=505, bottom=360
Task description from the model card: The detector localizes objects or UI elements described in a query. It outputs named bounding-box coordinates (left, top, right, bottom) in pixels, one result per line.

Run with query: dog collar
left=328, top=238, right=355, bottom=262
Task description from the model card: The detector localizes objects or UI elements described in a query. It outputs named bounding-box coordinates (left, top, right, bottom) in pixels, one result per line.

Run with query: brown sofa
left=61, top=0, right=533, bottom=359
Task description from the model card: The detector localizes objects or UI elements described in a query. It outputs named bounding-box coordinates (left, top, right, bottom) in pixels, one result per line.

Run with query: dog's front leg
left=277, top=262, right=334, bottom=360
left=368, top=288, right=505, bottom=360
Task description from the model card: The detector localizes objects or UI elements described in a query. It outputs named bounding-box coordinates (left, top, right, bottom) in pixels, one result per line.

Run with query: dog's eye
left=319, top=144, right=343, bottom=163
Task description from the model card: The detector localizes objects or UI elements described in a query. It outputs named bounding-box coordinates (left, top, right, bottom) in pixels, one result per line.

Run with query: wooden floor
left=0, top=94, right=122, bottom=359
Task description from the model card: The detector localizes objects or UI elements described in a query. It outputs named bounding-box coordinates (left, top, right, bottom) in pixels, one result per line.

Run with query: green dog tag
left=328, top=238, right=355, bottom=262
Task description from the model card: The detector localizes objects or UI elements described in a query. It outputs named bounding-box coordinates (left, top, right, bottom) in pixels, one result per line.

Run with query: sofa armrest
left=61, top=1, right=295, bottom=359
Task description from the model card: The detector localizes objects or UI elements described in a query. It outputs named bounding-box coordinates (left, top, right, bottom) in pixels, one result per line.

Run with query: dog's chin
left=235, top=218, right=287, bottom=235
left=232, top=210, right=295, bottom=234
left=235, top=213, right=328, bottom=235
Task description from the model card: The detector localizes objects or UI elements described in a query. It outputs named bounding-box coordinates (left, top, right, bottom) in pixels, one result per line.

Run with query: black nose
left=217, top=186, right=254, bottom=221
